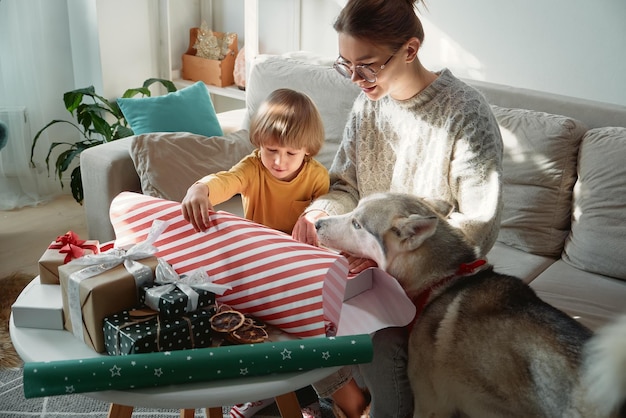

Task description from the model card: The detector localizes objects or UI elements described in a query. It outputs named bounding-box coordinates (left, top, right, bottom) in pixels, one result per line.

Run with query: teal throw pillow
left=118, top=81, right=223, bottom=137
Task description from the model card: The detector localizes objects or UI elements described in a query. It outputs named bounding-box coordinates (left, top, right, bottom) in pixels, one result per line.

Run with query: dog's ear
left=423, top=198, right=454, bottom=218
left=394, top=214, right=438, bottom=251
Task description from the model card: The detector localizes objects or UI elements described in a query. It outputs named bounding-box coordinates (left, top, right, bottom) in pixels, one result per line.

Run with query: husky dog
left=315, top=192, right=626, bottom=418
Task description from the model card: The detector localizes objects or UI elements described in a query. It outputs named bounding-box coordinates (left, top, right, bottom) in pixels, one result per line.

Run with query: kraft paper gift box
left=59, top=255, right=159, bottom=353
left=58, top=219, right=169, bottom=352
left=11, top=281, right=64, bottom=330
left=103, top=307, right=214, bottom=355
left=109, top=192, right=417, bottom=339
left=39, top=231, right=99, bottom=284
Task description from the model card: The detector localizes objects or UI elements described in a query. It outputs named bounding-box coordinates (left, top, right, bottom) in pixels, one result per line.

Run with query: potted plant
left=30, top=78, right=177, bottom=204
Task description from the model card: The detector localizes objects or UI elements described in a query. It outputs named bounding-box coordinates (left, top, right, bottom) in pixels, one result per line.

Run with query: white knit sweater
left=310, top=68, right=503, bottom=256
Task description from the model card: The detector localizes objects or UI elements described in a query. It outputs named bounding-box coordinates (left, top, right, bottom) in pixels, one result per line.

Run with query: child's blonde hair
left=249, top=88, right=325, bottom=157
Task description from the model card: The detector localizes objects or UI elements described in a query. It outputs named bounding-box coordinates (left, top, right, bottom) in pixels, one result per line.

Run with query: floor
left=0, top=194, right=88, bottom=278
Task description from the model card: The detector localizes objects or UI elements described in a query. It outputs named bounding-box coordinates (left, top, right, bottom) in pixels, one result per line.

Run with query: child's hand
left=292, top=209, right=327, bottom=246
left=181, top=182, right=214, bottom=232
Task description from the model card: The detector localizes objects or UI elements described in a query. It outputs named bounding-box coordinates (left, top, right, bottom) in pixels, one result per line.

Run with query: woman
left=292, top=0, right=503, bottom=416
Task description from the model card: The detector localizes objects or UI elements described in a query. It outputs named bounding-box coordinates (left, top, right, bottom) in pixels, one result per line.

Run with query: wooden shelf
left=173, top=78, right=246, bottom=101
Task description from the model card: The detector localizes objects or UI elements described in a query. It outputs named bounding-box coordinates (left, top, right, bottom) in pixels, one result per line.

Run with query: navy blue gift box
left=103, top=307, right=214, bottom=355
left=138, top=283, right=216, bottom=318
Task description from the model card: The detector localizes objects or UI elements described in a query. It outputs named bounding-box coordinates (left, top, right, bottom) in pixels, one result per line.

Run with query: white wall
left=418, top=0, right=626, bottom=106
left=209, top=0, right=626, bottom=107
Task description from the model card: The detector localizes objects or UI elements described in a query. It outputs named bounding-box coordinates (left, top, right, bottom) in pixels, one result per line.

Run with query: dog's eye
left=351, top=219, right=361, bottom=230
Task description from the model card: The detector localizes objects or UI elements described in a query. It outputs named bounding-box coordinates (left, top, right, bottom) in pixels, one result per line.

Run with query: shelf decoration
left=182, top=21, right=238, bottom=88
left=23, top=334, right=373, bottom=398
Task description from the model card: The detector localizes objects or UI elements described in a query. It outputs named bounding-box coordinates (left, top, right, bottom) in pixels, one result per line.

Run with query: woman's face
left=337, top=33, right=403, bottom=101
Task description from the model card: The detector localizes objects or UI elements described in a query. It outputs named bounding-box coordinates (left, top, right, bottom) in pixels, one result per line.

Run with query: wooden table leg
left=206, top=407, right=224, bottom=418
left=180, top=409, right=195, bottom=418
left=275, top=391, right=302, bottom=418
left=107, top=403, right=134, bottom=418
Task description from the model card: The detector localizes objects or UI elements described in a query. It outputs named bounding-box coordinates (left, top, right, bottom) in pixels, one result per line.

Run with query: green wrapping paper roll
left=23, top=334, right=372, bottom=398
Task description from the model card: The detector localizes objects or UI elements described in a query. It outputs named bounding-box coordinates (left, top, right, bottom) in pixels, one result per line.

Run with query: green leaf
left=70, top=167, right=83, bottom=204
left=144, top=78, right=178, bottom=93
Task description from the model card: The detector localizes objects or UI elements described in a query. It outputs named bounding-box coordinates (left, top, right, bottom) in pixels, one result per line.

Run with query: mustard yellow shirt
left=198, top=149, right=330, bottom=234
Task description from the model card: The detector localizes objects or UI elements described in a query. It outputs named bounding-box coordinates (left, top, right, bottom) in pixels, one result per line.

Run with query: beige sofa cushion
left=530, top=260, right=626, bottom=331
left=563, top=127, right=626, bottom=280
left=129, top=130, right=254, bottom=202
left=492, top=105, right=587, bottom=257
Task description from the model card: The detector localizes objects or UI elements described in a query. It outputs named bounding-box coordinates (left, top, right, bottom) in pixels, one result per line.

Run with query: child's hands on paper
left=181, top=182, right=214, bottom=232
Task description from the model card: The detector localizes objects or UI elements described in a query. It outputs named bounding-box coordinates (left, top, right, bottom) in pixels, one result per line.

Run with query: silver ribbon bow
left=65, top=220, right=169, bottom=342
left=143, top=259, right=231, bottom=313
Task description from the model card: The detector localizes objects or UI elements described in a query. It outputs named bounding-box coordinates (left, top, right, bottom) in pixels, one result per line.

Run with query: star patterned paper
left=23, top=334, right=372, bottom=398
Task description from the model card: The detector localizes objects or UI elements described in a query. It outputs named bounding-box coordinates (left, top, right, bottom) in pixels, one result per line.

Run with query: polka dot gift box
left=103, top=307, right=214, bottom=355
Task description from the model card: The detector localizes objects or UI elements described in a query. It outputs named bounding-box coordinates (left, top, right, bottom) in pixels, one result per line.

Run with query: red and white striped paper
left=109, top=192, right=349, bottom=338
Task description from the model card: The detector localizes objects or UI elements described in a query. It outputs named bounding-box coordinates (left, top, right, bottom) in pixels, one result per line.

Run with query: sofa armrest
left=81, top=137, right=138, bottom=242
left=80, top=108, right=247, bottom=242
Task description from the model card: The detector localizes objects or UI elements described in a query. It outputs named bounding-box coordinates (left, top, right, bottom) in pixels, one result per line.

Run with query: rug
left=0, top=272, right=32, bottom=369
left=0, top=273, right=332, bottom=418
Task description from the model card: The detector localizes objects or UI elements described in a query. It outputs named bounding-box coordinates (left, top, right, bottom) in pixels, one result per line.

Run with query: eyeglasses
left=333, top=54, right=395, bottom=83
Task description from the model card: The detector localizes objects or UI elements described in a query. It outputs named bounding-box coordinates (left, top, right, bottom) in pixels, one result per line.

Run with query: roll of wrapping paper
left=23, top=334, right=372, bottom=398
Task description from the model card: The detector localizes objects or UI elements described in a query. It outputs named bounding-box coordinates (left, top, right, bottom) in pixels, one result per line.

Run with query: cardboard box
left=103, top=307, right=215, bottom=355
left=11, top=282, right=64, bottom=330
left=39, top=237, right=99, bottom=284
left=59, top=256, right=158, bottom=353
left=181, top=28, right=237, bottom=87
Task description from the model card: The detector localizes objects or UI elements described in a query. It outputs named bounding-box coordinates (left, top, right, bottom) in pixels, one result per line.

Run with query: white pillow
left=492, top=105, right=587, bottom=257
left=244, top=53, right=361, bottom=144
left=563, top=127, right=626, bottom=280
left=129, top=130, right=254, bottom=202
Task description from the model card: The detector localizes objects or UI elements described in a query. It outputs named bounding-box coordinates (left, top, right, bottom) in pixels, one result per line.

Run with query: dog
left=315, top=192, right=626, bottom=418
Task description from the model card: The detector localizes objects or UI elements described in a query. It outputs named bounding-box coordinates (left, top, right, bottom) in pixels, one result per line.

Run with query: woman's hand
left=292, top=209, right=327, bottom=246
left=181, top=182, right=214, bottom=232
left=342, top=253, right=378, bottom=274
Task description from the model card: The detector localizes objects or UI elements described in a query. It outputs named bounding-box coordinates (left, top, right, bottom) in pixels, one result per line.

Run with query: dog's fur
left=315, top=192, right=626, bottom=418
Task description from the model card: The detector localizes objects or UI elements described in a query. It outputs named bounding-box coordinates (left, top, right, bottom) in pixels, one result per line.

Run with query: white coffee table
left=9, top=278, right=340, bottom=418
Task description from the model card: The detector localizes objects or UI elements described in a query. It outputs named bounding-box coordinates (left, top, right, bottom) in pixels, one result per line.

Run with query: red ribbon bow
left=48, top=231, right=99, bottom=264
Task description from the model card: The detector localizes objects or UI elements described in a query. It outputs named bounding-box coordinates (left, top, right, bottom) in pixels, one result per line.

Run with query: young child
left=182, top=88, right=328, bottom=417
left=181, top=88, right=329, bottom=235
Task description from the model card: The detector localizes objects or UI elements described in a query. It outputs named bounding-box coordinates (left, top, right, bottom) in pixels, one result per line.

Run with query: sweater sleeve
left=198, top=154, right=254, bottom=206
left=307, top=100, right=364, bottom=216
left=447, top=99, right=503, bottom=256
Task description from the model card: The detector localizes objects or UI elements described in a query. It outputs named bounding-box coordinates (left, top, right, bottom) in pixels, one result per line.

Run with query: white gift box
left=11, top=280, right=64, bottom=330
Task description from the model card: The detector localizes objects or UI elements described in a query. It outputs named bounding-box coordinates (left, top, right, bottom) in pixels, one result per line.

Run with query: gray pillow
left=562, top=127, right=626, bottom=280
left=129, top=130, right=254, bottom=202
left=492, top=105, right=587, bottom=257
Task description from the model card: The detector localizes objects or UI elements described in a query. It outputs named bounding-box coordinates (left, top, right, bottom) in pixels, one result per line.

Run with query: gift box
left=23, top=334, right=373, bottom=398
left=139, top=284, right=215, bottom=318
left=11, top=281, right=64, bottom=330
left=38, top=231, right=99, bottom=284
left=181, top=28, right=237, bottom=87
left=58, top=220, right=168, bottom=352
left=59, top=255, right=159, bottom=352
left=109, top=192, right=418, bottom=339
left=110, top=192, right=350, bottom=338
left=103, top=307, right=214, bottom=355
left=137, top=259, right=228, bottom=318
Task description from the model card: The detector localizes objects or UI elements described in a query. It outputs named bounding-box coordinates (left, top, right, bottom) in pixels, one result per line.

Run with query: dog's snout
left=314, top=219, right=323, bottom=230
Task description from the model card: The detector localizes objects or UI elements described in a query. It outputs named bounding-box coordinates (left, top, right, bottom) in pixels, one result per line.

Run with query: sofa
left=81, top=52, right=626, bottom=333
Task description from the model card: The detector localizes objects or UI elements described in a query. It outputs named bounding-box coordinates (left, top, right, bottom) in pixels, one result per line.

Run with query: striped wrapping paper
left=109, top=192, right=349, bottom=338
